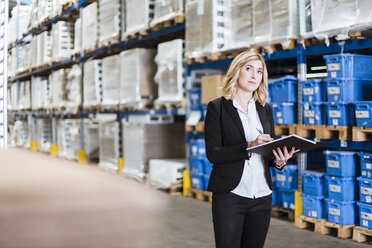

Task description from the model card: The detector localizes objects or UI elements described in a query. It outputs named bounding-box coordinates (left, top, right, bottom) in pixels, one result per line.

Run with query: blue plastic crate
left=326, top=78, right=372, bottom=102
left=189, top=139, right=199, bottom=159
left=190, top=159, right=204, bottom=174
left=272, top=187, right=281, bottom=206
left=302, top=79, right=327, bottom=102
left=359, top=152, right=372, bottom=178
left=324, top=150, right=358, bottom=177
left=270, top=167, right=277, bottom=188
left=203, top=174, right=210, bottom=190
left=326, top=176, right=356, bottom=201
left=281, top=189, right=295, bottom=210
left=302, top=194, right=327, bottom=219
left=302, top=102, right=327, bottom=125
left=268, top=75, right=298, bottom=103
left=301, top=170, right=327, bottom=197
left=191, top=172, right=205, bottom=190
left=325, top=198, right=356, bottom=225
left=201, top=104, right=208, bottom=121
left=203, top=159, right=213, bottom=176
left=326, top=102, right=355, bottom=126
left=355, top=101, right=372, bottom=127
left=189, top=88, right=202, bottom=111
left=324, top=53, right=372, bottom=80
left=357, top=202, right=372, bottom=228
left=276, top=165, right=298, bottom=190
left=272, top=102, right=297, bottom=125
left=357, top=177, right=372, bottom=204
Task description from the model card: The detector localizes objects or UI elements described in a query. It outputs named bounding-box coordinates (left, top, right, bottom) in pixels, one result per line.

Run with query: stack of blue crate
left=301, top=170, right=327, bottom=219
left=357, top=152, right=372, bottom=229
left=324, top=150, right=359, bottom=225
left=268, top=76, right=298, bottom=125
left=301, top=79, right=327, bottom=125
left=189, top=88, right=204, bottom=120
left=323, top=53, right=372, bottom=126
left=189, top=138, right=213, bottom=191
left=275, top=165, right=298, bottom=210
left=270, top=167, right=281, bottom=206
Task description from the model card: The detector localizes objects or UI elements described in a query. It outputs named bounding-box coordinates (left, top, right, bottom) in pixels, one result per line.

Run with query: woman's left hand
left=272, top=146, right=300, bottom=168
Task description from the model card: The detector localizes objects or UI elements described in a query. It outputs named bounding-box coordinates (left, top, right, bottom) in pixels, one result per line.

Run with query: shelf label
left=303, top=88, right=314, bottom=95
left=328, top=63, right=340, bottom=71
left=328, top=160, right=339, bottom=168
left=361, top=186, right=372, bottom=196
left=276, top=174, right=286, bottom=182
left=329, top=184, right=341, bottom=193
left=356, top=111, right=369, bottom=119
left=311, top=211, right=318, bottom=217
left=361, top=212, right=372, bottom=221
left=329, top=207, right=341, bottom=216
left=328, top=87, right=340, bottom=95
left=329, top=110, right=341, bottom=118
left=304, top=110, right=315, bottom=118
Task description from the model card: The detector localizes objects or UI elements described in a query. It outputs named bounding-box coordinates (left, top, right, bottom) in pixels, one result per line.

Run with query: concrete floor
left=0, top=147, right=369, bottom=248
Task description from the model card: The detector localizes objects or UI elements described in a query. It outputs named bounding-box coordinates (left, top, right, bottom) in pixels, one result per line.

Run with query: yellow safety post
left=78, top=150, right=87, bottom=164
left=294, top=190, right=303, bottom=225
left=50, top=144, right=59, bottom=157
left=118, top=157, right=124, bottom=175
left=183, top=170, right=192, bottom=196
left=30, top=140, right=37, bottom=151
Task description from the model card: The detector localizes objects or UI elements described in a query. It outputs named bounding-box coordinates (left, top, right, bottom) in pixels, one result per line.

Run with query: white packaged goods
left=83, top=59, right=102, bottom=108
left=38, top=0, right=53, bottom=24
left=99, top=0, right=121, bottom=46
left=35, top=118, right=52, bottom=153
left=102, top=55, right=120, bottom=106
left=30, top=0, right=39, bottom=28
left=52, top=21, right=75, bottom=61
left=7, top=5, right=31, bottom=44
left=252, top=0, right=297, bottom=47
left=17, top=44, right=32, bottom=73
left=99, top=120, right=120, bottom=171
left=65, top=64, right=82, bottom=112
left=38, top=31, right=52, bottom=65
left=10, top=83, right=18, bottom=111
left=12, top=120, right=29, bottom=147
left=119, top=49, right=157, bottom=107
left=84, top=119, right=99, bottom=161
left=18, top=80, right=31, bottom=110
left=49, top=69, right=68, bottom=110
left=148, top=159, right=186, bottom=188
left=122, top=121, right=186, bottom=179
left=124, top=0, right=154, bottom=37
left=154, top=39, right=185, bottom=105
left=229, top=0, right=253, bottom=50
left=74, top=18, right=81, bottom=53
left=82, top=2, right=98, bottom=51
left=52, top=0, right=71, bottom=15
left=32, top=76, right=50, bottom=110
left=185, top=0, right=230, bottom=58
left=150, top=0, right=184, bottom=27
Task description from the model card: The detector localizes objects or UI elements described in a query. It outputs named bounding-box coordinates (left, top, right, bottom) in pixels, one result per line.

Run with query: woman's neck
left=234, top=90, right=253, bottom=112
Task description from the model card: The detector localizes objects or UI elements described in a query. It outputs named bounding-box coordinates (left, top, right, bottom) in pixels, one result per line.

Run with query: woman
left=205, top=50, right=300, bottom=248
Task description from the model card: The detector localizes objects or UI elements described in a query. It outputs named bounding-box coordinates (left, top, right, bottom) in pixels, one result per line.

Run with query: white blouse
left=231, top=98, right=272, bottom=199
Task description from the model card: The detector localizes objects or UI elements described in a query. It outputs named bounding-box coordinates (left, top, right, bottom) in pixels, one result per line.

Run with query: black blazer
left=205, top=96, right=278, bottom=193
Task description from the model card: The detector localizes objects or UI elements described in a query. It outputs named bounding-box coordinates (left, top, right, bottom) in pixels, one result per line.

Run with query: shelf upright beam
left=0, top=0, right=8, bottom=148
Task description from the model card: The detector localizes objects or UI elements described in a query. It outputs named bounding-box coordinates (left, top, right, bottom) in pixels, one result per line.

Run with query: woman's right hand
left=247, top=134, right=274, bottom=148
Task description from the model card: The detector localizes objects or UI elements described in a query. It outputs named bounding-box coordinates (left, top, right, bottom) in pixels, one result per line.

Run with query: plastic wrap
left=13, top=120, right=29, bottom=147
left=35, top=118, right=52, bottom=153
left=99, top=0, right=121, bottom=46
left=32, top=76, right=49, bottom=110
left=38, top=31, right=52, bottom=65
left=99, top=120, right=120, bottom=171
left=83, top=120, right=99, bottom=161
left=52, top=21, right=74, bottom=61
left=10, top=83, right=18, bottom=111
left=229, top=0, right=253, bottom=50
left=18, top=80, right=31, bottom=110
left=38, top=0, right=53, bottom=24
left=65, top=64, right=82, bottom=112
left=154, top=39, right=184, bottom=104
left=124, top=0, right=154, bottom=36
left=60, top=119, right=80, bottom=160
left=122, top=121, right=186, bottom=179
left=7, top=5, right=31, bottom=44
left=148, top=159, right=186, bottom=188
left=83, top=59, right=102, bottom=108
left=82, top=2, right=98, bottom=51
left=102, top=55, right=120, bottom=106
left=150, top=0, right=184, bottom=27
left=74, top=18, right=81, bottom=53
left=119, top=49, right=157, bottom=106
left=49, top=69, right=68, bottom=109
left=52, top=0, right=70, bottom=15
left=30, top=37, right=38, bottom=68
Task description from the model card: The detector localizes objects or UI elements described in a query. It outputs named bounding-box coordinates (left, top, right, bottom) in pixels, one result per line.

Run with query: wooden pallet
left=98, top=35, right=121, bottom=48
left=353, top=226, right=372, bottom=243
left=349, top=29, right=372, bottom=40
left=83, top=105, right=101, bottom=113
left=169, top=181, right=183, bottom=196
left=62, top=1, right=74, bottom=12
left=186, top=56, right=209, bottom=65
left=263, top=39, right=297, bottom=53
left=315, top=220, right=355, bottom=239
left=154, top=101, right=186, bottom=111
left=321, top=125, right=352, bottom=140
left=275, top=124, right=297, bottom=136
left=271, top=206, right=294, bottom=221
left=188, top=188, right=212, bottom=203
left=353, top=126, right=372, bottom=141
left=151, top=14, right=185, bottom=31
left=186, top=122, right=205, bottom=133
left=295, top=214, right=326, bottom=232
left=210, top=47, right=257, bottom=61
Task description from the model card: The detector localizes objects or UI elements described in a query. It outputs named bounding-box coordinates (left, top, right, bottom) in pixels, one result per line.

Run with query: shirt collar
left=233, top=98, right=255, bottom=113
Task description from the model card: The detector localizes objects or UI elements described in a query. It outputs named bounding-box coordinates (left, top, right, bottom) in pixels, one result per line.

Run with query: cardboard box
left=201, top=74, right=224, bottom=104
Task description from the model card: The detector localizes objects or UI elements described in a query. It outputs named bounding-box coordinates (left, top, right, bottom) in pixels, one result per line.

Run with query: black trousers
left=212, top=192, right=272, bottom=248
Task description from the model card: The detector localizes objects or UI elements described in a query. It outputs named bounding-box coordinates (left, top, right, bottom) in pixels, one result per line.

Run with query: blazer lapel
left=256, top=101, right=271, bottom=134
left=222, top=98, right=245, bottom=138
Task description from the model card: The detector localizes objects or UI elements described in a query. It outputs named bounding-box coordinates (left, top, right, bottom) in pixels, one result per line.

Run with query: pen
left=256, top=128, right=263, bottom=134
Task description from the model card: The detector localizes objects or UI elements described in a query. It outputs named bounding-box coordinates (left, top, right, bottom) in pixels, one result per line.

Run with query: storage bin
left=302, top=194, right=327, bottom=219
left=270, top=167, right=277, bottom=188
left=189, top=88, right=202, bottom=111
left=190, top=159, right=204, bottom=174
left=355, top=101, right=372, bottom=127
left=359, top=152, right=372, bottom=179
left=272, top=187, right=281, bottom=206
left=326, top=102, right=355, bottom=126
left=189, top=139, right=205, bottom=160
left=302, top=102, right=327, bottom=125
left=357, top=177, right=372, bottom=204
left=191, top=172, right=205, bottom=190
left=272, top=102, right=297, bottom=125
left=281, top=189, right=295, bottom=210
left=324, top=53, right=372, bottom=80
left=301, top=170, right=327, bottom=197
left=276, top=165, right=298, bottom=190
left=325, top=198, right=356, bottom=225
left=326, top=176, right=355, bottom=201
left=326, top=78, right=372, bottom=102
left=203, top=174, right=210, bottom=191
left=201, top=104, right=208, bottom=121
left=324, top=150, right=358, bottom=177
left=268, top=76, right=298, bottom=103
left=302, top=79, right=326, bottom=102
left=357, top=202, right=372, bottom=229
left=203, top=159, right=213, bottom=176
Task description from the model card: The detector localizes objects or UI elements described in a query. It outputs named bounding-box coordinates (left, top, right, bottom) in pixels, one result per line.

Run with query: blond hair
left=223, top=50, right=269, bottom=106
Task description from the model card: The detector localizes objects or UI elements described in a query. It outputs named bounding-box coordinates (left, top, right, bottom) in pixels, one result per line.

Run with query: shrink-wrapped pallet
left=29, top=0, right=39, bottom=28
left=35, top=118, right=52, bottom=153
left=84, top=119, right=99, bottom=161
left=49, top=69, right=68, bottom=110
left=38, top=31, right=52, bottom=65
left=99, top=120, right=120, bottom=171
left=99, top=0, right=121, bottom=46
left=7, top=5, right=31, bottom=44
left=122, top=120, right=186, bottom=179
left=17, top=44, right=32, bottom=73
left=30, top=35, right=38, bottom=68
left=74, top=18, right=81, bottom=53
left=102, top=55, right=120, bottom=107
left=82, top=2, right=98, bottom=51
left=31, top=76, right=50, bottom=110
left=148, top=159, right=186, bottom=188
left=124, top=0, right=154, bottom=37
left=229, top=0, right=253, bottom=50
left=60, top=119, right=80, bottom=160
left=10, top=83, right=18, bottom=111
left=38, top=0, right=53, bottom=24
left=52, top=21, right=75, bottom=61
left=18, top=80, right=31, bottom=110
left=154, top=39, right=185, bottom=106
left=150, top=0, right=184, bottom=27
left=119, top=49, right=157, bottom=107
left=52, top=0, right=70, bottom=15
left=185, top=0, right=230, bottom=58
left=83, top=59, right=102, bottom=108
left=65, top=64, right=82, bottom=112
left=13, top=120, right=29, bottom=148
